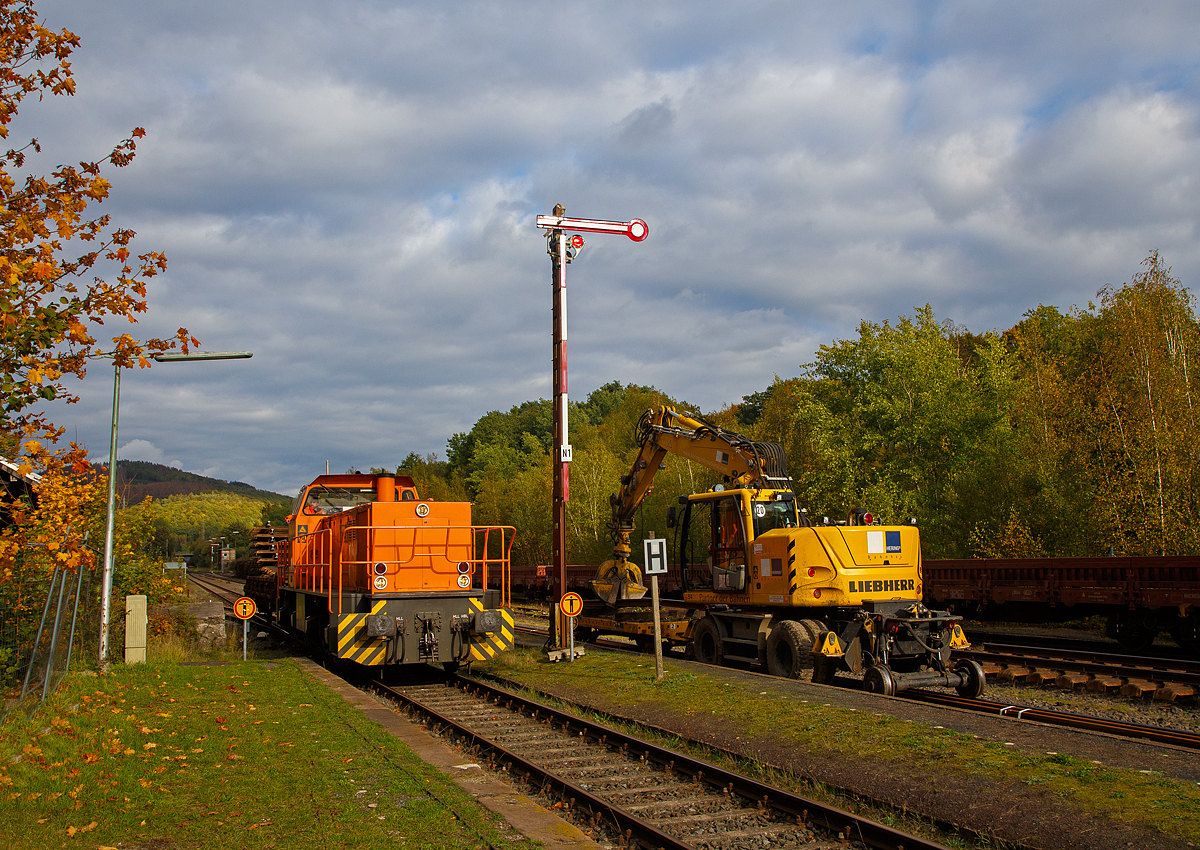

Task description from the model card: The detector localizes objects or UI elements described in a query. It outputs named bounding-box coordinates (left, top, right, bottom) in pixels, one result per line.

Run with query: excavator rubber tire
left=798, top=619, right=823, bottom=652
left=690, top=617, right=724, bottom=665
left=863, top=664, right=896, bottom=696
left=954, top=658, right=987, bottom=698
left=766, top=620, right=813, bottom=678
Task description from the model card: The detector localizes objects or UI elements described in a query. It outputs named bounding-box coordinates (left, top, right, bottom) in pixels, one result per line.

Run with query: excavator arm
left=592, top=406, right=791, bottom=604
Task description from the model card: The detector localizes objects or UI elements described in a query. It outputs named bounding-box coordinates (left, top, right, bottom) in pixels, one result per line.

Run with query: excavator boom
left=593, top=406, right=790, bottom=604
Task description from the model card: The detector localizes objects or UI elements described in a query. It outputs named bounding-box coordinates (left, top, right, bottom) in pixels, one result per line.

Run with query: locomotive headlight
left=373, top=563, right=387, bottom=576
left=457, top=561, right=472, bottom=574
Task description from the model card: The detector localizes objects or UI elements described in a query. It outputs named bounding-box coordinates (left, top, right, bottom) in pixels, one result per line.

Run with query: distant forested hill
left=100, top=460, right=290, bottom=506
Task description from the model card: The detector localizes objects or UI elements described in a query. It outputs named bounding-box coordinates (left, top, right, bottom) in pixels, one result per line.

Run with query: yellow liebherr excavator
left=589, top=406, right=984, bottom=697
left=592, top=406, right=791, bottom=604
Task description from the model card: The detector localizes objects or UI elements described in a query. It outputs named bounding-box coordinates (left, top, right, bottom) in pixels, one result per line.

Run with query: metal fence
left=1, top=563, right=98, bottom=722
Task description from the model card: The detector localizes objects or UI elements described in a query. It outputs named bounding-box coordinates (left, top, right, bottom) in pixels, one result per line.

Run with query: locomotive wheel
left=690, top=617, right=724, bottom=665
left=954, top=658, right=987, bottom=698
left=862, top=664, right=896, bottom=696
left=1169, top=616, right=1200, bottom=654
left=766, top=620, right=813, bottom=678
left=1108, top=613, right=1158, bottom=653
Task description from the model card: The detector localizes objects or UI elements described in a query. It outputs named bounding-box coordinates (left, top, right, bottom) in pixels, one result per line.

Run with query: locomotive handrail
left=283, top=523, right=515, bottom=613
left=334, top=523, right=515, bottom=613
left=287, top=527, right=336, bottom=597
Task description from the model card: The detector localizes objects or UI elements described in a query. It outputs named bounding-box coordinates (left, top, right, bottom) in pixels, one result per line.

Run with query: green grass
left=1, top=659, right=539, bottom=850
left=478, top=649, right=1200, bottom=845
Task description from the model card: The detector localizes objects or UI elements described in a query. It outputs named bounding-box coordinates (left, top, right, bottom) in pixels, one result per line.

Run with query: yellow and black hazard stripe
left=335, top=601, right=389, bottom=666
left=467, top=597, right=515, bottom=662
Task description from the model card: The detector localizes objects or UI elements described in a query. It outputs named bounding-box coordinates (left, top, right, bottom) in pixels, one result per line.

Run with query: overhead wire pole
left=536, top=206, right=648, bottom=649
left=97, top=350, right=252, bottom=670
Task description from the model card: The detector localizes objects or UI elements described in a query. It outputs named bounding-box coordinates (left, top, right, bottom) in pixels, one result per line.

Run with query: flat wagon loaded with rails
left=924, top=557, right=1200, bottom=655
left=246, top=473, right=516, bottom=671
left=578, top=406, right=984, bottom=696
left=242, top=525, right=288, bottom=615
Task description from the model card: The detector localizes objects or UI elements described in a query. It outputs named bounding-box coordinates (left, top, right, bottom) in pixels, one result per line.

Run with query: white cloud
left=118, top=439, right=182, bottom=470
left=24, top=0, right=1200, bottom=494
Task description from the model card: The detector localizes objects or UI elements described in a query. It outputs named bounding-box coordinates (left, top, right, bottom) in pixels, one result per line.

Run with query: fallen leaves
left=65, top=821, right=96, bottom=836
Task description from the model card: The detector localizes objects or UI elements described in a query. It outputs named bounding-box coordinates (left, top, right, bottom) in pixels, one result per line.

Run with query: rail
left=377, top=675, right=954, bottom=850
left=904, top=688, right=1200, bottom=750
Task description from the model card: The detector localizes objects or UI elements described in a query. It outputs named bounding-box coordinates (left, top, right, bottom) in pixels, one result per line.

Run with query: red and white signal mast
left=536, top=205, right=648, bottom=649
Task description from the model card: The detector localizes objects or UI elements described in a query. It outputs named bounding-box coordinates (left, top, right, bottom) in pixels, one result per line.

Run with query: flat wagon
left=924, top=557, right=1200, bottom=653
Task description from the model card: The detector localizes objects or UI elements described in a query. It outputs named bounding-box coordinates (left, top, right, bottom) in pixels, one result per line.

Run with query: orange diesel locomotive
left=271, top=473, right=515, bottom=670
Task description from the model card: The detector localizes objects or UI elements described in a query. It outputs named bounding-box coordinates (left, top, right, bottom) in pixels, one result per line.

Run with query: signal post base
left=545, top=646, right=586, bottom=663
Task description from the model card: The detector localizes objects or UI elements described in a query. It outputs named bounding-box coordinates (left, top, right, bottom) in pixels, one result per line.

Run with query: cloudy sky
left=23, top=1, right=1200, bottom=497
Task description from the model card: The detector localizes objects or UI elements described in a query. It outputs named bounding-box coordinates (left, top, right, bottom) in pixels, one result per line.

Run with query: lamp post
left=97, top=350, right=252, bottom=669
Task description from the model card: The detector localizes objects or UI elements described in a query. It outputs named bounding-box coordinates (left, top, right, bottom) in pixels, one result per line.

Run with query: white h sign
left=643, top=538, right=668, bottom=575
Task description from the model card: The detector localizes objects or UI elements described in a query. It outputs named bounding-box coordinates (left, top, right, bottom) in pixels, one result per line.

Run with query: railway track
left=903, top=688, right=1200, bottom=750
left=965, top=630, right=1195, bottom=661
left=517, top=624, right=1200, bottom=751
left=956, top=642, right=1200, bottom=701
left=187, top=571, right=248, bottom=608
left=373, top=674, right=955, bottom=850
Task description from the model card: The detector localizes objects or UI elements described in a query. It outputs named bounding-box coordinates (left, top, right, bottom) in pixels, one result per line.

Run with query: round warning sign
left=233, top=596, right=257, bottom=620
left=559, top=591, right=584, bottom=618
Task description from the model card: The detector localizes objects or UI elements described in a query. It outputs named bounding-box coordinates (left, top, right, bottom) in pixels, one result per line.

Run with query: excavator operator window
left=714, top=498, right=746, bottom=567
left=711, top=497, right=748, bottom=592
left=752, top=500, right=797, bottom=535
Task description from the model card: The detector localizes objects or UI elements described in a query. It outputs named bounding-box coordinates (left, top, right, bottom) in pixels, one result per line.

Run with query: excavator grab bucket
left=591, top=558, right=648, bottom=605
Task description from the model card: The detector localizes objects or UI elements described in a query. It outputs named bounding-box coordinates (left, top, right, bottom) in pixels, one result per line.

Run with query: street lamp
left=98, top=350, right=253, bottom=669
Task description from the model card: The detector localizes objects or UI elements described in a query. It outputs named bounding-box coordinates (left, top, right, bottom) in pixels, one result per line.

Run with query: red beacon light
left=863, top=512, right=873, bottom=525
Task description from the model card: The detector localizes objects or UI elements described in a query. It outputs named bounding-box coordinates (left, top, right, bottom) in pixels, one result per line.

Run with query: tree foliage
left=401, top=252, right=1200, bottom=563
left=0, top=1, right=195, bottom=445
left=0, top=2, right=196, bottom=672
